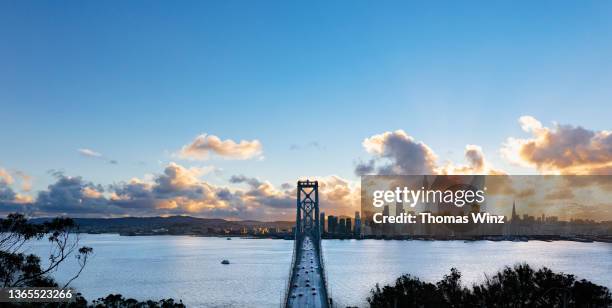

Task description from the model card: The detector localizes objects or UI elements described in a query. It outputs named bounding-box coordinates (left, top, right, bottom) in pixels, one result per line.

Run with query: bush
left=368, top=264, right=612, bottom=308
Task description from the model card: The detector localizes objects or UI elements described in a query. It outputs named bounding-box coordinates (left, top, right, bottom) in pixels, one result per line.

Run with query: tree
left=90, top=294, right=185, bottom=308
left=0, top=213, right=93, bottom=288
left=1, top=213, right=185, bottom=307
left=368, top=264, right=612, bottom=308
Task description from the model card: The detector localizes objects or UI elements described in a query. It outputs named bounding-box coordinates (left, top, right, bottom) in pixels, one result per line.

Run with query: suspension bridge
left=283, top=180, right=331, bottom=308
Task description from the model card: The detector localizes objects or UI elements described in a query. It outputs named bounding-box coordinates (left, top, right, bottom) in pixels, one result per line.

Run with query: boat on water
left=226, top=237, right=232, bottom=240
left=221, top=260, right=230, bottom=265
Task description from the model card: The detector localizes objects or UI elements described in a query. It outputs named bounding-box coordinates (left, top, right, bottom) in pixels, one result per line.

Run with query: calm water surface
left=27, top=235, right=612, bottom=307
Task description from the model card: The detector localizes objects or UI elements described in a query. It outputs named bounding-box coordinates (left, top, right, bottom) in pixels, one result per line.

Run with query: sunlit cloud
left=502, top=116, right=612, bottom=174
left=0, top=168, right=15, bottom=185
left=177, top=134, right=263, bottom=160
left=356, top=130, right=503, bottom=176
left=0, top=159, right=363, bottom=220
left=316, top=175, right=360, bottom=216
left=0, top=178, right=33, bottom=211
left=82, top=186, right=103, bottom=199
left=14, top=171, right=32, bottom=192
left=4, top=115, right=610, bottom=220
left=0, top=167, right=33, bottom=207
left=437, top=145, right=505, bottom=175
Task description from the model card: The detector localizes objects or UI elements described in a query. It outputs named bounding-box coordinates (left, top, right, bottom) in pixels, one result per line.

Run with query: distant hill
left=29, top=216, right=294, bottom=235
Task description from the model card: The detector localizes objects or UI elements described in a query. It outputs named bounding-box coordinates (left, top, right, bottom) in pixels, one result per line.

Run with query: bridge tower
left=296, top=180, right=320, bottom=238
left=285, top=180, right=330, bottom=308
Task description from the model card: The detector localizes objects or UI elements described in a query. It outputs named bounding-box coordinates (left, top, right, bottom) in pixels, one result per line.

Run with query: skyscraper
left=327, top=215, right=337, bottom=234
left=396, top=201, right=404, bottom=216
left=511, top=201, right=518, bottom=222
left=346, top=218, right=352, bottom=234
left=339, top=218, right=346, bottom=234
left=320, top=212, right=326, bottom=233
left=383, top=205, right=390, bottom=234
left=354, top=211, right=361, bottom=235
left=395, top=201, right=405, bottom=234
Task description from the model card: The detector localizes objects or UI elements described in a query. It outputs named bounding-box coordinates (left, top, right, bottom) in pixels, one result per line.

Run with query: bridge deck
left=286, top=236, right=328, bottom=308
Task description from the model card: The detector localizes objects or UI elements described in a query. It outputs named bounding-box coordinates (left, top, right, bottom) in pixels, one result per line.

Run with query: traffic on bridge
left=284, top=180, right=331, bottom=308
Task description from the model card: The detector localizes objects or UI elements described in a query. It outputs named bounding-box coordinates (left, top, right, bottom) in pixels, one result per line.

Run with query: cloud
left=230, top=175, right=293, bottom=209
left=0, top=168, right=14, bottom=185
left=357, top=130, right=438, bottom=175
left=34, top=172, right=114, bottom=215
left=177, top=134, right=263, bottom=160
left=111, top=163, right=238, bottom=216
left=231, top=174, right=361, bottom=215
left=0, top=168, right=33, bottom=208
left=356, top=130, right=503, bottom=176
left=354, top=159, right=376, bottom=175
left=437, top=145, right=505, bottom=175
left=545, top=188, right=575, bottom=200
left=0, top=183, right=32, bottom=204
left=316, top=175, right=360, bottom=215
left=2, top=160, right=362, bottom=220
left=502, top=116, right=612, bottom=174
left=78, top=148, right=102, bottom=158
left=109, top=164, right=294, bottom=219
left=229, top=174, right=263, bottom=188
left=77, top=148, right=118, bottom=165
left=154, top=163, right=212, bottom=195
left=14, top=171, right=32, bottom=192
left=82, top=186, right=103, bottom=198
left=0, top=181, right=17, bottom=202
left=11, top=164, right=238, bottom=218
left=0, top=181, right=31, bottom=212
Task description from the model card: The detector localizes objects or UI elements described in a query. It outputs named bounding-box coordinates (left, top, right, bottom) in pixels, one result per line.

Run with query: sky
left=1, top=1, right=611, bottom=220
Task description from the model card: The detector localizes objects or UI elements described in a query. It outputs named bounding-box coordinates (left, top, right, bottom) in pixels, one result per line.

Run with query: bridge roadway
left=286, top=235, right=328, bottom=308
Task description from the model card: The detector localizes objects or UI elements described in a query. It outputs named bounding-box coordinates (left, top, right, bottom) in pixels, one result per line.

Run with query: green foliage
left=90, top=294, right=185, bottom=308
left=368, top=264, right=612, bottom=307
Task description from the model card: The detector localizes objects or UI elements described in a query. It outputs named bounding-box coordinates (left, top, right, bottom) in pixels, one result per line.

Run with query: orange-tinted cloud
left=231, top=174, right=361, bottom=217
left=14, top=171, right=32, bottom=192
left=0, top=168, right=14, bottom=185
left=502, top=116, right=612, bottom=174
left=177, top=134, right=263, bottom=160
left=316, top=175, right=360, bottom=216
left=0, top=168, right=33, bottom=208
left=438, top=145, right=505, bottom=175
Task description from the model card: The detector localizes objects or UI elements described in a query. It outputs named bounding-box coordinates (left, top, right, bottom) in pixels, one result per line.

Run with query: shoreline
left=80, top=232, right=612, bottom=243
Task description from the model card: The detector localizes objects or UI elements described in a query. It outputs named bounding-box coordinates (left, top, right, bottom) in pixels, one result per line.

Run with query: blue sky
left=1, top=1, right=611, bottom=218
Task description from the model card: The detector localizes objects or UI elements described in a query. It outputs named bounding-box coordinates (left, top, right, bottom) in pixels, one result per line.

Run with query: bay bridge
left=283, top=180, right=332, bottom=308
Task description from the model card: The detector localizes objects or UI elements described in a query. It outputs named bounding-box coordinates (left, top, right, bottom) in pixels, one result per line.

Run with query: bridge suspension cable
left=284, top=180, right=331, bottom=308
